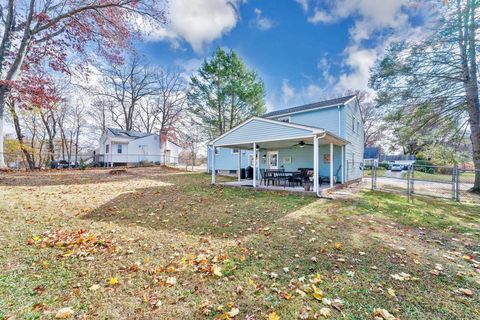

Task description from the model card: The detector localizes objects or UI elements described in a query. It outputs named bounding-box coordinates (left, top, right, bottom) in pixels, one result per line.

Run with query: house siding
left=208, top=147, right=251, bottom=172
left=279, top=107, right=341, bottom=136
left=343, top=99, right=364, bottom=180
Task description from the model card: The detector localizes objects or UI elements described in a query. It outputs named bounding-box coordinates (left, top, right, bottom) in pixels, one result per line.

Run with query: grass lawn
left=0, top=167, right=479, bottom=319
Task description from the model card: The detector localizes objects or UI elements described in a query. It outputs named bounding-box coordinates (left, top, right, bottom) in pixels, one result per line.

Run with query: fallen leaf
left=213, top=265, right=223, bottom=277
left=228, top=307, right=240, bottom=317
left=89, top=284, right=101, bottom=291
left=373, top=308, right=396, bottom=320
left=166, top=276, right=177, bottom=286
left=319, top=307, right=331, bottom=318
left=268, top=311, right=280, bottom=320
left=459, top=288, right=473, bottom=296
left=387, top=288, right=396, bottom=298
left=108, top=277, right=119, bottom=286
left=55, top=307, right=74, bottom=319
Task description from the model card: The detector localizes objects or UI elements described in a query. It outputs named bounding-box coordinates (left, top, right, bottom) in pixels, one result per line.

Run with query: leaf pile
left=27, top=229, right=116, bottom=258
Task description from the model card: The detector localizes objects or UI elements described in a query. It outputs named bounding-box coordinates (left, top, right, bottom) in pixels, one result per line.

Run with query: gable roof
left=263, top=95, right=357, bottom=118
left=107, top=128, right=153, bottom=139
left=209, top=117, right=349, bottom=147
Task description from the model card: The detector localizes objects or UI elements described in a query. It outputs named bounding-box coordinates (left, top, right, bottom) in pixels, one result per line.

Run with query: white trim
left=267, top=151, right=279, bottom=169
left=330, top=143, right=334, bottom=188
left=313, top=136, right=319, bottom=193
left=213, top=135, right=317, bottom=147
left=265, top=96, right=355, bottom=119
left=209, top=117, right=325, bottom=145
left=341, top=145, right=345, bottom=183
left=253, top=142, right=257, bottom=188
left=237, top=151, right=241, bottom=182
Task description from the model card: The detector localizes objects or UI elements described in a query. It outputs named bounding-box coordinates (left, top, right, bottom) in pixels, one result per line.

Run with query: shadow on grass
left=82, top=174, right=316, bottom=238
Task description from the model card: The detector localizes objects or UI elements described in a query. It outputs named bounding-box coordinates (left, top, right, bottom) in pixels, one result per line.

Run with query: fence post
left=453, top=165, right=460, bottom=202
left=411, top=166, right=415, bottom=194
left=371, top=165, right=375, bottom=190
left=407, top=167, right=410, bottom=199
left=16, top=152, right=20, bottom=169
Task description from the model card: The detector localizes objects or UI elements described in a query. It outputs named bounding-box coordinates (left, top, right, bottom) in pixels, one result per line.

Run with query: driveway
left=383, top=169, right=404, bottom=179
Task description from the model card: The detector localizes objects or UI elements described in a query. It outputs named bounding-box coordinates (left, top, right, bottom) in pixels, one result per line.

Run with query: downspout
left=315, top=132, right=327, bottom=198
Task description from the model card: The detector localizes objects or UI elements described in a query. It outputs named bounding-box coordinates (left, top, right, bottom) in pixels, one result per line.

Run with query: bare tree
left=0, top=0, right=167, bottom=167
left=135, top=69, right=187, bottom=134
left=97, top=56, right=156, bottom=131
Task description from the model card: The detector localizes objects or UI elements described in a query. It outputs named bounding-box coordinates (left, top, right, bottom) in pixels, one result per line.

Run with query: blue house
left=207, top=95, right=364, bottom=194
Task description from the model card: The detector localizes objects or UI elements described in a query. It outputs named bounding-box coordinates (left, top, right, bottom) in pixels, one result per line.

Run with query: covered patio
left=209, top=117, right=350, bottom=196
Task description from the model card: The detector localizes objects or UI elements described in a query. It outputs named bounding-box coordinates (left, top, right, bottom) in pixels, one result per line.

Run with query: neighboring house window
left=232, top=148, right=239, bottom=154
left=214, top=147, right=219, bottom=155
left=106, top=144, right=110, bottom=153
left=117, top=144, right=122, bottom=154
left=277, top=116, right=290, bottom=123
left=357, top=121, right=360, bottom=135
left=352, top=117, right=355, bottom=133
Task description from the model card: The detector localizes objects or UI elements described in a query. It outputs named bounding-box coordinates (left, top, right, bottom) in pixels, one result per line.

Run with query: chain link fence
left=366, top=164, right=480, bottom=203
left=0, top=152, right=205, bottom=172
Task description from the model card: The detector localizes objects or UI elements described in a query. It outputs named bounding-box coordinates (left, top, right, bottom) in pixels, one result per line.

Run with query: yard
left=0, top=167, right=479, bottom=319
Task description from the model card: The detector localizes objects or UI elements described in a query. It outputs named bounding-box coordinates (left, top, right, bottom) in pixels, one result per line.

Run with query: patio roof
left=209, top=117, right=349, bottom=149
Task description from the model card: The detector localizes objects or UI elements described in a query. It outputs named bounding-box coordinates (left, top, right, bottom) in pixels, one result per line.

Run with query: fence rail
left=0, top=152, right=204, bottom=172
left=366, top=164, right=479, bottom=203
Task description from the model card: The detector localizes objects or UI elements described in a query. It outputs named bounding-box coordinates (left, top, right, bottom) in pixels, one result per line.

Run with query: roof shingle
left=263, top=95, right=356, bottom=118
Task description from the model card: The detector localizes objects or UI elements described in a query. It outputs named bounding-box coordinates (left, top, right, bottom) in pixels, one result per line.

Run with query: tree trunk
left=7, top=100, right=35, bottom=169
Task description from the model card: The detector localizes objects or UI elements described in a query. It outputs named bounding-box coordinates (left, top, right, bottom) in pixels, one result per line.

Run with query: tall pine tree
left=188, top=47, right=265, bottom=139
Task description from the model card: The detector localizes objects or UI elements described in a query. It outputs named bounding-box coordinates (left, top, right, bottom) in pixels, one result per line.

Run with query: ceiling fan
left=293, top=140, right=313, bottom=148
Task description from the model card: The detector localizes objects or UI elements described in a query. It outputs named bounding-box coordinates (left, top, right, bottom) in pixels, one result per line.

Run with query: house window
left=106, top=144, right=110, bottom=153
left=352, top=117, right=355, bottom=132
left=357, top=121, right=360, bottom=135
left=248, top=153, right=259, bottom=167
left=214, top=147, right=219, bottom=155
left=232, top=148, right=239, bottom=154
left=117, top=144, right=122, bottom=154
left=277, top=116, right=290, bottom=123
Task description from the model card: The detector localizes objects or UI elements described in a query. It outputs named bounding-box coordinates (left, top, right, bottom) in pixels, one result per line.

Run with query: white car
left=390, top=164, right=403, bottom=171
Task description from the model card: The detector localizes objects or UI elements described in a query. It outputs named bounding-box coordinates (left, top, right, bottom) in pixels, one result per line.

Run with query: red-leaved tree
left=0, top=0, right=167, bottom=167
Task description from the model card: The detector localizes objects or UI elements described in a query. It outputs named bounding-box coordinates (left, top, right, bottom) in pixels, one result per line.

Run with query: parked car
left=390, top=164, right=403, bottom=171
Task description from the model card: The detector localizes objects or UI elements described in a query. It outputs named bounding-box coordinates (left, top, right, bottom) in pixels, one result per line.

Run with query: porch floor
left=219, top=179, right=331, bottom=195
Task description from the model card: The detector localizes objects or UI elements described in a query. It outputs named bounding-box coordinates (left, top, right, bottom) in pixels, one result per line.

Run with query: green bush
left=378, top=162, right=390, bottom=170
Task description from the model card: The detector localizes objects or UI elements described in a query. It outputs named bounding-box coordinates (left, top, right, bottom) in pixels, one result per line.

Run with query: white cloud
left=295, top=0, right=309, bottom=12
left=317, top=56, right=335, bottom=86
left=281, top=79, right=295, bottom=104
left=251, top=8, right=274, bottom=31
left=305, top=0, right=416, bottom=92
left=147, top=0, right=242, bottom=52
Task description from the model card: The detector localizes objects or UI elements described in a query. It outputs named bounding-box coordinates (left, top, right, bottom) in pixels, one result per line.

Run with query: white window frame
left=106, top=144, right=110, bottom=154
left=117, top=144, right=123, bottom=154
left=352, top=117, right=356, bottom=133
left=231, top=148, right=239, bottom=154
left=214, top=147, right=219, bottom=155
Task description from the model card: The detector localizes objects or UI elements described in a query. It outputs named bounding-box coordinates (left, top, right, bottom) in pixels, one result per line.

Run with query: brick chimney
left=159, top=129, right=168, bottom=154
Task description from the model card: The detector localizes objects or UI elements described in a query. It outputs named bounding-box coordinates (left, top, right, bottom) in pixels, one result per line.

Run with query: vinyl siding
left=284, top=107, right=341, bottom=136
left=208, top=147, right=251, bottom=171
left=343, top=99, right=364, bottom=180
left=213, top=119, right=313, bottom=146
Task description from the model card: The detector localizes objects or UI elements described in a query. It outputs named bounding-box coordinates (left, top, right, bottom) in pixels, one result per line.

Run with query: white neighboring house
left=96, top=128, right=182, bottom=166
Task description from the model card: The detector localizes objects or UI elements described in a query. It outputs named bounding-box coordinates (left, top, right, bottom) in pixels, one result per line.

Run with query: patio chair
left=259, top=168, right=268, bottom=185
left=270, top=169, right=287, bottom=187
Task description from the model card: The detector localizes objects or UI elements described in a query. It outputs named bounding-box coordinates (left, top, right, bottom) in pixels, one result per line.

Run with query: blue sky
left=137, top=0, right=424, bottom=112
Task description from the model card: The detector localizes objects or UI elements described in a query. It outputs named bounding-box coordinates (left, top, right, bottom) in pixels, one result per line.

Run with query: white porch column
left=253, top=143, right=257, bottom=187
left=330, top=143, right=334, bottom=188
left=237, top=149, right=241, bottom=182
left=313, top=136, right=319, bottom=193
left=341, top=145, right=345, bottom=184
left=211, top=146, right=216, bottom=184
